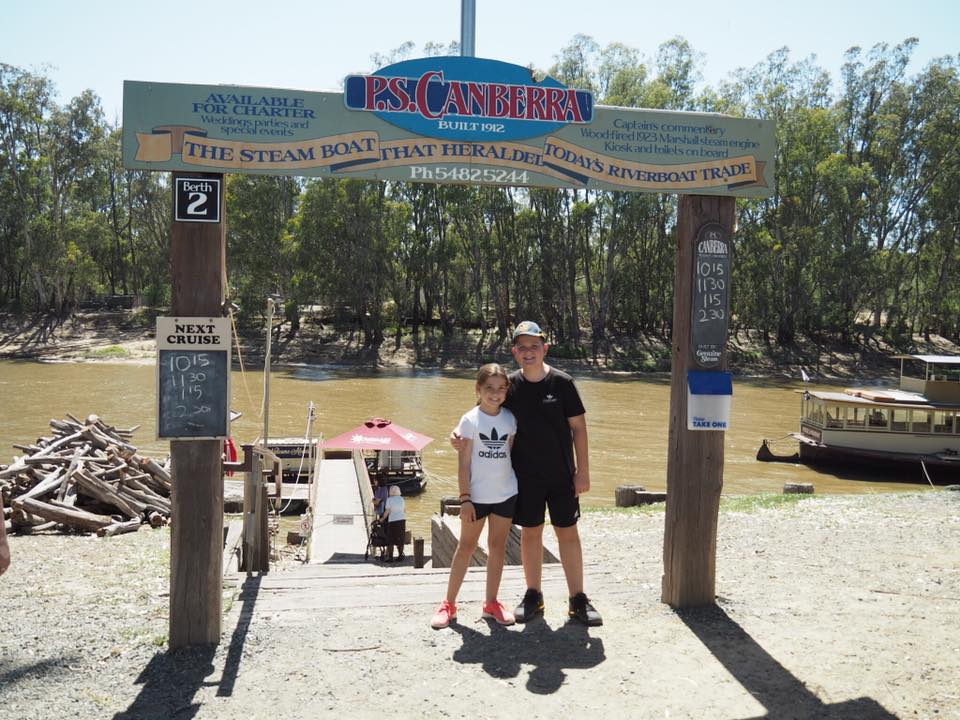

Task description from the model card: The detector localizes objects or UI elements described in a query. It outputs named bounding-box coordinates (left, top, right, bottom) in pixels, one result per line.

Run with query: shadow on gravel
left=678, top=605, right=897, bottom=719
left=0, top=656, right=79, bottom=687
left=113, top=575, right=262, bottom=719
left=450, top=619, right=605, bottom=694
left=112, top=645, right=217, bottom=720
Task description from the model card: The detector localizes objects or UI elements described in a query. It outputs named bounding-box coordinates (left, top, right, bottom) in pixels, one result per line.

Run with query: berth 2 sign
left=174, top=178, right=221, bottom=223
left=344, top=57, right=593, bottom=142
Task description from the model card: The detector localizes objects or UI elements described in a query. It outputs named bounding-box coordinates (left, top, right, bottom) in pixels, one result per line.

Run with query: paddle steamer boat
left=768, top=355, right=960, bottom=480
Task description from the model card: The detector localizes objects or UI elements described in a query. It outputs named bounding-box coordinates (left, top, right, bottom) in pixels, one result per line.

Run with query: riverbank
left=1, top=492, right=958, bottom=719
left=3, top=309, right=958, bottom=379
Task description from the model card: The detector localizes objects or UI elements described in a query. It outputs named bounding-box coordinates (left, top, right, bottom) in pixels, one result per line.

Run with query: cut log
left=133, top=455, right=172, bottom=485
left=12, top=497, right=114, bottom=531
left=783, top=482, right=814, bottom=494
left=97, top=519, right=142, bottom=537
left=615, top=484, right=646, bottom=507
left=0, top=430, right=84, bottom=479
left=21, top=467, right=66, bottom=500
left=74, top=471, right=144, bottom=517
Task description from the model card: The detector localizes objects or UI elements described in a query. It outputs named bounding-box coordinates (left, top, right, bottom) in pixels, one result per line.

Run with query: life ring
left=223, top=436, right=238, bottom=476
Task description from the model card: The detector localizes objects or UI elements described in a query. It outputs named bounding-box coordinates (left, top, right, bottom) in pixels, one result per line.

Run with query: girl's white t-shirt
left=455, top=405, right=518, bottom=504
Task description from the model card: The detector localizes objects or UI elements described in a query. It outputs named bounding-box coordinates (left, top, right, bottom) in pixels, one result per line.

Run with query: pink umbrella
left=321, top=418, right=433, bottom=451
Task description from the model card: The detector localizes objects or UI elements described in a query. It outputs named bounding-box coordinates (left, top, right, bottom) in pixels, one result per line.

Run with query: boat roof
left=806, top=389, right=960, bottom=409
left=893, top=354, right=960, bottom=365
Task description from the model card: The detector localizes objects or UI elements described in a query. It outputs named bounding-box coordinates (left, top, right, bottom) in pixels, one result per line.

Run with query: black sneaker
left=568, top=592, right=603, bottom=626
left=514, top=588, right=545, bottom=623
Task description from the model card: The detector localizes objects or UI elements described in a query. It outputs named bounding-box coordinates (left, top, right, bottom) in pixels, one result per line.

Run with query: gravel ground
left=2, top=491, right=959, bottom=719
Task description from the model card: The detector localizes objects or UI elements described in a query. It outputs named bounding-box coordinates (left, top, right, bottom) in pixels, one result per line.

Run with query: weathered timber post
left=169, top=171, right=226, bottom=648
left=661, top=194, right=736, bottom=608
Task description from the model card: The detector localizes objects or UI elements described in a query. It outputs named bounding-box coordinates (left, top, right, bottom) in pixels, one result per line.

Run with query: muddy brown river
left=0, top=360, right=922, bottom=538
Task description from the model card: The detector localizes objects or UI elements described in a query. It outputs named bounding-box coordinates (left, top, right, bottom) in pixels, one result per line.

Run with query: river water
left=0, top=359, right=921, bottom=538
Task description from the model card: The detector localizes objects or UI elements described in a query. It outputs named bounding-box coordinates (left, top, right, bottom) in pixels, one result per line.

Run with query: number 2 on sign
left=698, top=308, right=725, bottom=322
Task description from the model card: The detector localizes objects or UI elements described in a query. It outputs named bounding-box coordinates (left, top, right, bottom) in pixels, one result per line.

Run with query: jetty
left=306, top=450, right=373, bottom=564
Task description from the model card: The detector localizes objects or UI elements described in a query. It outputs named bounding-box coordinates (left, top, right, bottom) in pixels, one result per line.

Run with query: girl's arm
left=457, top=439, right=475, bottom=523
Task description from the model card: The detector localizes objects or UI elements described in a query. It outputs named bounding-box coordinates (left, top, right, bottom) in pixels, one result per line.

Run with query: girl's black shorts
left=469, top=493, right=518, bottom=521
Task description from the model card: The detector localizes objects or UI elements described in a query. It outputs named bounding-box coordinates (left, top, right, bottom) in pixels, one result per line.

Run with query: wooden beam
left=661, top=194, right=735, bottom=609
left=168, top=171, right=226, bottom=649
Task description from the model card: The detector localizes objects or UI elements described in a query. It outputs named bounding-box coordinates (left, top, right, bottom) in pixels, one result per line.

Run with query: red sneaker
left=431, top=600, right=457, bottom=629
left=481, top=599, right=516, bottom=626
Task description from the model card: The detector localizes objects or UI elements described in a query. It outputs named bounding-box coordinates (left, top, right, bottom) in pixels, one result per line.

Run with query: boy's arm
left=568, top=413, right=590, bottom=496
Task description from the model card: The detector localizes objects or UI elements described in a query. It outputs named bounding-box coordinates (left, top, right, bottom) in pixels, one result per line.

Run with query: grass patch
left=87, top=344, right=131, bottom=358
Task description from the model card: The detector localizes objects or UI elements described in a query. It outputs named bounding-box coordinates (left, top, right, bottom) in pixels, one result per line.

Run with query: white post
left=262, top=297, right=275, bottom=446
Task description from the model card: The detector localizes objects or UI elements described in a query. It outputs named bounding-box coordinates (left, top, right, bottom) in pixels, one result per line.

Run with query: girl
left=431, top=363, right=518, bottom=628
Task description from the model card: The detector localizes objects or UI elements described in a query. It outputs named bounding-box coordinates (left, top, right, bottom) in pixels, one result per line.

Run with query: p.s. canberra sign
left=122, top=57, right=774, bottom=197
left=344, top=57, right=593, bottom=142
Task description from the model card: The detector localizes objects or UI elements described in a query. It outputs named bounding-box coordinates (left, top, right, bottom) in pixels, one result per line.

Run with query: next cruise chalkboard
left=156, top=317, right=230, bottom=439
left=691, top=222, right=730, bottom=368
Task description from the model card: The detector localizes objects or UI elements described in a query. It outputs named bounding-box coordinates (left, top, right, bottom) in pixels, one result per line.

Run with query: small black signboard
left=691, top=222, right=730, bottom=368
left=156, top=317, right=230, bottom=439
left=174, top=177, right=221, bottom=223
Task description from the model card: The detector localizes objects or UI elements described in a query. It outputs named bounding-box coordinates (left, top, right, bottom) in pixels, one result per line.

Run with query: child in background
left=431, top=363, right=518, bottom=629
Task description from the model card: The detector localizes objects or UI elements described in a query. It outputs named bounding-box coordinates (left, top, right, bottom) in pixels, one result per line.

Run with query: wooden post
left=241, top=450, right=261, bottom=571
left=661, top=194, right=735, bottom=608
left=168, top=171, right=225, bottom=648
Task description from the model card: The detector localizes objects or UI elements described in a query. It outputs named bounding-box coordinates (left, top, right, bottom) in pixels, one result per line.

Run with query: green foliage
left=87, top=344, right=130, bottom=359
left=1, top=40, right=958, bottom=353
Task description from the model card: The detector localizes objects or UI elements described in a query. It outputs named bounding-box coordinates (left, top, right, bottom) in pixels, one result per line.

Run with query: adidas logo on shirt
left=478, top=427, right=508, bottom=459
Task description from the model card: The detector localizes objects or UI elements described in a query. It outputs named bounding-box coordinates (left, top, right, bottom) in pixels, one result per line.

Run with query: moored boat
left=760, top=355, right=960, bottom=482
left=363, top=450, right=428, bottom=495
left=322, top=418, right=431, bottom=496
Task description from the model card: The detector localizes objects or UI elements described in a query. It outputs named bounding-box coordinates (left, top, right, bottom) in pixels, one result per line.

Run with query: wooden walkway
left=307, top=455, right=371, bottom=564
left=229, top=562, right=612, bottom=621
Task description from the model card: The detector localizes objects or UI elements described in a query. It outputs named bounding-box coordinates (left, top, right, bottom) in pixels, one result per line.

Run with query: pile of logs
left=0, top=414, right=171, bottom=537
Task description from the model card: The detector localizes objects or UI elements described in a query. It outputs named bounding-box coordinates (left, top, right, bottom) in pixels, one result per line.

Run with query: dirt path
left=1, top=491, right=958, bottom=719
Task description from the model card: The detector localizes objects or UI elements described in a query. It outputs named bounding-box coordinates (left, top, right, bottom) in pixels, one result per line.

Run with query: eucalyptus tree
left=295, top=178, right=403, bottom=347
left=713, top=49, right=834, bottom=345
left=226, top=175, right=301, bottom=335
left=909, top=57, right=960, bottom=339
left=0, top=64, right=56, bottom=310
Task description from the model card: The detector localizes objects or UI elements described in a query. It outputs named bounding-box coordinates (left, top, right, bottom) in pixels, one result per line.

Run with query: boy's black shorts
left=514, top=478, right=580, bottom=528
left=471, top=494, right=517, bottom=521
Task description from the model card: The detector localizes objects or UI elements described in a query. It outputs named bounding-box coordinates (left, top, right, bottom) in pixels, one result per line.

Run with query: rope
left=274, top=404, right=316, bottom=515
left=226, top=293, right=258, bottom=415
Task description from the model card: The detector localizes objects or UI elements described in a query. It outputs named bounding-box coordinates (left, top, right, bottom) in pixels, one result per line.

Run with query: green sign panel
left=122, top=71, right=774, bottom=197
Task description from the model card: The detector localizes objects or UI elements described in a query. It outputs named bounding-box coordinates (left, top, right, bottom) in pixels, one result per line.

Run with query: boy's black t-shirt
left=504, top=367, right=585, bottom=484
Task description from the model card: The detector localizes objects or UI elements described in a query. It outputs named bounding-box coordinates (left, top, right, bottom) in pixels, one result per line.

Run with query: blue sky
left=3, top=0, right=957, bottom=121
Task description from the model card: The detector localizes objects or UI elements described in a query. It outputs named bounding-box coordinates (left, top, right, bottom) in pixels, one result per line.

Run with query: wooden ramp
left=308, top=456, right=371, bottom=564
left=230, top=562, right=599, bottom=619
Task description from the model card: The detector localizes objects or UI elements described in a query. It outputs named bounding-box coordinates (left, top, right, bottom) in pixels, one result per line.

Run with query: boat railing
left=806, top=400, right=959, bottom=435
